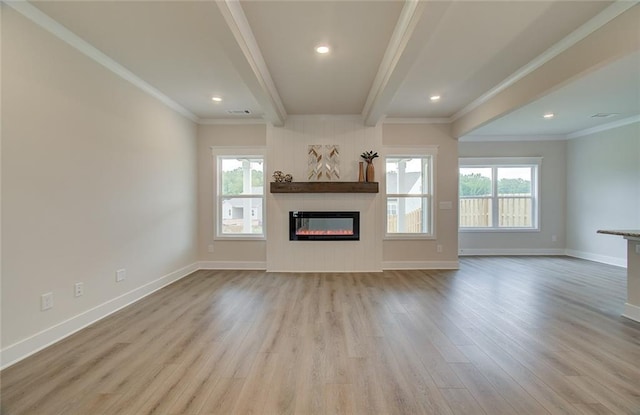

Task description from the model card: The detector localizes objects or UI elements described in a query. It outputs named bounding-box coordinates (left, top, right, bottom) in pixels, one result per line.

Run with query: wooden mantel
left=270, top=181, right=378, bottom=193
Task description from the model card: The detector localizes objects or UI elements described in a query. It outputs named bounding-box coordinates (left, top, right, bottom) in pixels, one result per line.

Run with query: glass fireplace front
left=289, top=211, right=360, bottom=241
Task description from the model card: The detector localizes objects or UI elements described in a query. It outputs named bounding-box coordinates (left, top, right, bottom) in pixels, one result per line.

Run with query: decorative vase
left=358, top=162, right=365, bottom=182
left=366, top=162, right=375, bottom=182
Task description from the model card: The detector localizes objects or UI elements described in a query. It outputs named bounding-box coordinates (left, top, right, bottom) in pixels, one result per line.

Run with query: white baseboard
left=198, top=261, right=267, bottom=270
left=458, top=248, right=565, bottom=256
left=0, top=262, right=199, bottom=370
left=203, top=261, right=462, bottom=272
left=5, top=250, right=628, bottom=369
left=382, top=260, right=459, bottom=270
left=565, top=249, right=626, bottom=268
left=622, top=303, right=640, bottom=323
left=266, top=268, right=383, bottom=273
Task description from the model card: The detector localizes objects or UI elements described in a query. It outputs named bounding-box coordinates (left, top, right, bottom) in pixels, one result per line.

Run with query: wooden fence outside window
left=459, top=197, right=531, bottom=228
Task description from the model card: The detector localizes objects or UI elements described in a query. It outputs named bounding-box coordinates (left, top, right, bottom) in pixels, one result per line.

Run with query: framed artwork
left=308, top=145, right=340, bottom=180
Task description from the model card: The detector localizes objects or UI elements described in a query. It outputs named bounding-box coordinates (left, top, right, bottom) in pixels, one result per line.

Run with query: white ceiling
left=469, top=51, right=640, bottom=137
left=242, top=1, right=404, bottom=115
left=387, top=0, right=615, bottom=118
left=23, top=1, right=640, bottom=138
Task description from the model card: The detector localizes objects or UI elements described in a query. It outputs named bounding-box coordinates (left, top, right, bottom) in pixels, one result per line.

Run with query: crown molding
left=4, top=0, right=199, bottom=123
left=567, top=115, right=640, bottom=139
left=286, top=114, right=365, bottom=121
left=198, top=118, right=267, bottom=125
left=383, top=117, right=450, bottom=125
left=202, top=114, right=388, bottom=128
left=459, top=114, right=640, bottom=142
left=451, top=1, right=638, bottom=123
left=459, top=134, right=567, bottom=143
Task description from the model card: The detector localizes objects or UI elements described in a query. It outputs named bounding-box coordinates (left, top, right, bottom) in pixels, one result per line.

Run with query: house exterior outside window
left=213, top=147, right=265, bottom=239
left=385, top=146, right=437, bottom=239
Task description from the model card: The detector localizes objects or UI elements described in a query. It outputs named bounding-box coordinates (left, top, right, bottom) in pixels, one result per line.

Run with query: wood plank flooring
left=2, top=256, right=639, bottom=415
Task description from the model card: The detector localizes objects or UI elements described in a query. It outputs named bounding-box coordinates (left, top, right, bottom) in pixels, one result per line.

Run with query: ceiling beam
left=452, top=2, right=640, bottom=138
left=216, top=0, right=287, bottom=126
left=362, top=0, right=448, bottom=127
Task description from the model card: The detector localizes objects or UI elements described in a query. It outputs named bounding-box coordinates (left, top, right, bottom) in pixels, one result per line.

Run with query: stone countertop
left=597, top=230, right=640, bottom=238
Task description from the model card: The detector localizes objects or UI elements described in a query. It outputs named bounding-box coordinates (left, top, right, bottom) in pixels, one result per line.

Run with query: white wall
left=198, top=119, right=460, bottom=271
left=566, top=122, right=640, bottom=266
left=382, top=123, right=459, bottom=268
left=267, top=116, right=383, bottom=272
left=458, top=140, right=567, bottom=255
left=197, top=123, right=267, bottom=267
left=1, top=8, right=198, bottom=366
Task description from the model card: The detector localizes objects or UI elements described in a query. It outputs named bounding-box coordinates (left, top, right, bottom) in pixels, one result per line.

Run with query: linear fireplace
left=289, top=211, right=360, bottom=241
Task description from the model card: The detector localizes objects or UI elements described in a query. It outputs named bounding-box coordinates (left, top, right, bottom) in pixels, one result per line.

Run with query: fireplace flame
left=296, top=229, right=354, bottom=235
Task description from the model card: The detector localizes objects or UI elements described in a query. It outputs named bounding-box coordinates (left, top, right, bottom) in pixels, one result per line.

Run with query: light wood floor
left=2, top=257, right=639, bottom=415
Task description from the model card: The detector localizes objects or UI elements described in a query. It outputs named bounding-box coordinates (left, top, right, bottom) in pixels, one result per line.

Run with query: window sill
left=384, top=234, right=436, bottom=240
left=459, top=228, right=540, bottom=233
left=214, top=235, right=266, bottom=241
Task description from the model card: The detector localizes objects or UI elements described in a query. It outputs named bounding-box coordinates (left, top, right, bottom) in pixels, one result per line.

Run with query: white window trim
left=459, top=156, right=542, bottom=232
left=212, top=146, right=266, bottom=240
left=384, top=145, right=438, bottom=240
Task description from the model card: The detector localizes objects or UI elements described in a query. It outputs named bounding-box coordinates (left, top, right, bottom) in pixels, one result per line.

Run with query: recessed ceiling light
left=315, top=45, right=330, bottom=54
left=211, top=96, right=222, bottom=102
left=430, top=95, right=441, bottom=102
left=543, top=113, right=555, bottom=119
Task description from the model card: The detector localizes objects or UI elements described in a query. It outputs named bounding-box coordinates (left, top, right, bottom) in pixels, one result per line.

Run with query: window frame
left=459, top=157, right=541, bottom=232
left=212, top=147, right=266, bottom=240
left=384, top=146, right=438, bottom=240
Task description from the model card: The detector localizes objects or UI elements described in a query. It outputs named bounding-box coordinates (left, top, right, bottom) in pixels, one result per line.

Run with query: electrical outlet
left=636, top=244, right=640, bottom=255
left=41, top=292, right=54, bottom=311
left=552, top=235, right=557, bottom=242
left=437, top=244, right=443, bottom=253
left=116, top=269, right=126, bottom=282
left=74, top=282, right=84, bottom=297
left=208, top=244, right=214, bottom=253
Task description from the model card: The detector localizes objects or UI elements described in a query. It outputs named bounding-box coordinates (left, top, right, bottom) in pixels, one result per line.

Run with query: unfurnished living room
left=1, top=1, right=639, bottom=414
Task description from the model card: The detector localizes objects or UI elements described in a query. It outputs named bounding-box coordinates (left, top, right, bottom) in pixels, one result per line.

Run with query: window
left=214, top=148, right=265, bottom=238
left=385, top=147, right=436, bottom=238
left=459, top=157, right=540, bottom=230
